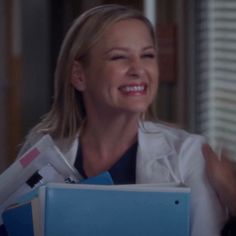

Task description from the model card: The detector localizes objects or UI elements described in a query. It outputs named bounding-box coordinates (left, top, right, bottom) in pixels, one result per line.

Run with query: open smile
left=119, top=83, right=147, bottom=95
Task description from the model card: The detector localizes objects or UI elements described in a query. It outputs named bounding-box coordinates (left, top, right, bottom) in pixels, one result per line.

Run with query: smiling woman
left=17, top=4, right=226, bottom=236
left=71, top=19, right=158, bottom=120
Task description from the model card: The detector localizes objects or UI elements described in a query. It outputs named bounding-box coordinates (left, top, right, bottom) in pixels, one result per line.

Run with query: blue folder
left=2, top=172, right=113, bottom=236
left=2, top=203, right=34, bottom=236
left=79, top=171, right=113, bottom=185
left=38, top=183, right=190, bottom=236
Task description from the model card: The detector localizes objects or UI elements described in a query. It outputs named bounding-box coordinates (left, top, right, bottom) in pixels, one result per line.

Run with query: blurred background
left=0, top=0, right=236, bottom=173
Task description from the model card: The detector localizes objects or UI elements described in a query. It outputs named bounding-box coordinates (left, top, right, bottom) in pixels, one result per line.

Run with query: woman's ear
left=71, top=60, right=86, bottom=91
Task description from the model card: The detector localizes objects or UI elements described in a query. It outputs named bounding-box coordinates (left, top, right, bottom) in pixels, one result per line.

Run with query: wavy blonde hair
left=32, top=4, right=158, bottom=140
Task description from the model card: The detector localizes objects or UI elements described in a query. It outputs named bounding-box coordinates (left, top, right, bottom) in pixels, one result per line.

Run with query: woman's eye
left=110, top=55, right=127, bottom=61
left=142, top=53, right=155, bottom=59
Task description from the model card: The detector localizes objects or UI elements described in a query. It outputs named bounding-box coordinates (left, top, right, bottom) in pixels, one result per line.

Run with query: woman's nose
left=127, top=57, right=145, bottom=78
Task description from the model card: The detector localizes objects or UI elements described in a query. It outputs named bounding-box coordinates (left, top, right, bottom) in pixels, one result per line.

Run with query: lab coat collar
left=138, top=123, right=175, bottom=159
left=136, top=122, right=180, bottom=184
left=62, top=121, right=181, bottom=183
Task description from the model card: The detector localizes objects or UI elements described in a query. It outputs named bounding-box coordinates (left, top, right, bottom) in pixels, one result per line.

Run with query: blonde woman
left=18, top=4, right=225, bottom=236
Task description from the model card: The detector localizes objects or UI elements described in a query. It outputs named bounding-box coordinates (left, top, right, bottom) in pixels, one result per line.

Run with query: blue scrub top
left=74, top=142, right=137, bottom=184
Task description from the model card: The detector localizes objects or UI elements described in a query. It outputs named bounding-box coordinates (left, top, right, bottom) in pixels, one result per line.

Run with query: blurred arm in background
left=202, top=144, right=236, bottom=236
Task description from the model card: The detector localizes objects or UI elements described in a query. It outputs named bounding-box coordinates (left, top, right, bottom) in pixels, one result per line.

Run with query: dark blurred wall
left=0, top=0, right=7, bottom=172
left=21, top=0, right=51, bottom=135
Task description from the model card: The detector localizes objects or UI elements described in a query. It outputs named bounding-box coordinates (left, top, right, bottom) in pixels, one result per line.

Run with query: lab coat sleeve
left=179, top=135, right=226, bottom=236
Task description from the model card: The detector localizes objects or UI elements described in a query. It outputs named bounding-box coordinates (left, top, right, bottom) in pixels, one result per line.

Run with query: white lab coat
left=18, top=121, right=226, bottom=236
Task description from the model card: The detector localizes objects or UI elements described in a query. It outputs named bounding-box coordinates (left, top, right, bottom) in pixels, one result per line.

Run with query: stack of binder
left=0, top=136, right=191, bottom=236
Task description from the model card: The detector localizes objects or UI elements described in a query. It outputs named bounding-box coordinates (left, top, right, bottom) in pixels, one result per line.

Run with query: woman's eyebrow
left=105, top=47, right=129, bottom=54
left=105, top=45, right=155, bottom=54
left=143, top=46, right=156, bottom=51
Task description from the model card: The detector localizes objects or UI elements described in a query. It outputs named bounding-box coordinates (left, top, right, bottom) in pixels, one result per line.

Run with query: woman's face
left=75, top=19, right=158, bottom=118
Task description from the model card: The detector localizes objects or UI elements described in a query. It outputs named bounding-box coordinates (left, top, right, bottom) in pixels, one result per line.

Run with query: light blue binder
left=37, top=183, right=190, bottom=236
left=2, top=172, right=113, bottom=236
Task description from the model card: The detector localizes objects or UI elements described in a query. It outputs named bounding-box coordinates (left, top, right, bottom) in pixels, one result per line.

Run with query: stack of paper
left=0, top=135, right=81, bottom=225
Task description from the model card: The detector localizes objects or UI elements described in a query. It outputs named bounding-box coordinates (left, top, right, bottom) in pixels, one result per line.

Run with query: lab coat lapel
left=136, top=125, right=180, bottom=184
left=55, top=136, right=79, bottom=166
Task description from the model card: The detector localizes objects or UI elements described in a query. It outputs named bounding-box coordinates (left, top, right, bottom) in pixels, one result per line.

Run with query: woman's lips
left=119, top=83, right=147, bottom=95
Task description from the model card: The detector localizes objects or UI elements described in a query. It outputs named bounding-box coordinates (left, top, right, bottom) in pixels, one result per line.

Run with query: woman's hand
left=202, top=144, right=236, bottom=216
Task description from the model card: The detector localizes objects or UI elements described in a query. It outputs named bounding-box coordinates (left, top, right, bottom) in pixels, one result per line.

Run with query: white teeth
left=122, top=85, right=144, bottom=92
